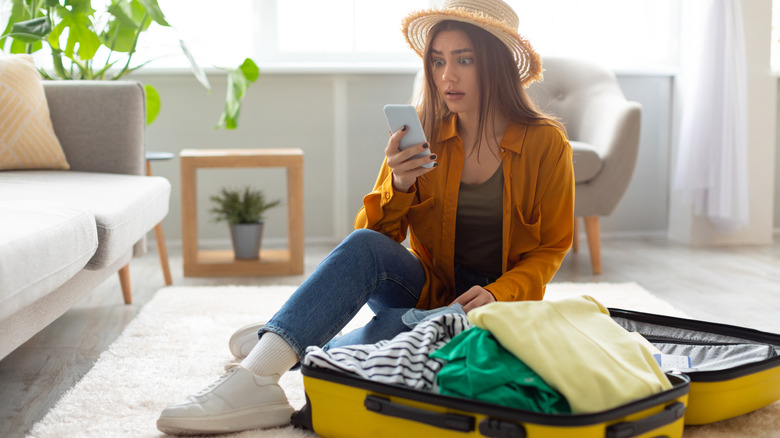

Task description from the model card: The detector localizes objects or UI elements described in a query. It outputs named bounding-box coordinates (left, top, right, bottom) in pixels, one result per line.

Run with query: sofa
left=0, top=80, right=171, bottom=361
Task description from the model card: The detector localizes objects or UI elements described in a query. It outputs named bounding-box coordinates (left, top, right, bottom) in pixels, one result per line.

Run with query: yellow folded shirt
left=467, top=295, right=672, bottom=413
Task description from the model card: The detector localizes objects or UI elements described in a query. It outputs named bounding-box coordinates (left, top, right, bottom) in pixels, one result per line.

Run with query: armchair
left=526, top=57, right=642, bottom=274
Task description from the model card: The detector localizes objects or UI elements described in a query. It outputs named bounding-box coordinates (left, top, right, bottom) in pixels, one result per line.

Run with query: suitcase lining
left=613, top=317, right=778, bottom=372
left=611, top=310, right=780, bottom=381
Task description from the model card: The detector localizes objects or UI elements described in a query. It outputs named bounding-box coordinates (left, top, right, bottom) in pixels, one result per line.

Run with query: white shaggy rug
left=27, top=283, right=779, bottom=437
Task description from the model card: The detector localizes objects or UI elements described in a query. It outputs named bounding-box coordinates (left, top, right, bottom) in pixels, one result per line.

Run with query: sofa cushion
left=0, top=170, right=170, bottom=269
left=571, top=141, right=603, bottom=184
left=0, top=54, right=70, bottom=170
left=0, top=201, right=97, bottom=321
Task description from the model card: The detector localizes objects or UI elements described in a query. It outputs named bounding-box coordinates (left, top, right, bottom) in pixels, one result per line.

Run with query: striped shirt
left=303, top=313, right=471, bottom=390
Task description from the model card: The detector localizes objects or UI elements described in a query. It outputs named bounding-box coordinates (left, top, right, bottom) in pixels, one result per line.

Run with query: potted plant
left=209, top=186, right=281, bottom=260
left=0, top=0, right=257, bottom=129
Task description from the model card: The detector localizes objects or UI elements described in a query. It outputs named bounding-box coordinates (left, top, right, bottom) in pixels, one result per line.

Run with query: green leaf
left=65, top=0, right=95, bottom=15
left=144, top=84, right=160, bottom=125
left=8, top=17, right=50, bottom=43
left=65, top=0, right=96, bottom=15
left=106, top=0, right=136, bottom=25
left=239, top=58, right=260, bottom=82
left=215, top=58, right=260, bottom=130
left=9, top=37, right=41, bottom=53
left=116, top=0, right=152, bottom=31
left=135, top=0, right=169, bottom=26
left=209, top=186, right=281, bottom=225
left=50, top=9, right=100, bottom=60
left=179, top=38, right=210, bottom=90
left=100, top=23, right=137, bottom=53
left=101, top=3, right=142, bottom=52
left=45, top=0, right=61, bottom=7
left=1, top=0, right=28, bottom=48
left=218, top=73, right=247, bottom=129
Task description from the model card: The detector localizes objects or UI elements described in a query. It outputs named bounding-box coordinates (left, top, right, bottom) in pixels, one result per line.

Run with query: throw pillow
left=0, top=54, right=69, bottom=170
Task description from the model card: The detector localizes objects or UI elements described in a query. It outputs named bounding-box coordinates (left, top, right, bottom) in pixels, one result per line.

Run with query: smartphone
left=383, top=104, right=433, bottom=168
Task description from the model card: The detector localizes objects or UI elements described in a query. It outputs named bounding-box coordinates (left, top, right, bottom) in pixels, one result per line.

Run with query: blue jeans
left=259, top=229, right=499, bottom=362
left=259, top=229, right=426, bottom=360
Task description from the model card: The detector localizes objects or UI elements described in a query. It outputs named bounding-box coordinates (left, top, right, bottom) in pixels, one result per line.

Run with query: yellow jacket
left=355, top=115, right=574, bottom=309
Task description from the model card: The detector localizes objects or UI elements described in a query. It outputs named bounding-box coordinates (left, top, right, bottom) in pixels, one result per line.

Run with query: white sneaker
left=157, top=364, right=294, bottom=435
left=229, top=321, right=266, bottom=358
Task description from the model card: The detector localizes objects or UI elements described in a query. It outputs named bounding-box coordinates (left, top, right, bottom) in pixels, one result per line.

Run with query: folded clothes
left=467, top=295, right=672, bottom=413
left=303, top=313, right=470, bottom=390
left=431, top=326, right=571, bottom=413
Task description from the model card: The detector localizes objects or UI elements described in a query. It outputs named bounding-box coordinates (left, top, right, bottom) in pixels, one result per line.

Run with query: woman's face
left=430, top=29, right=479, bottom=117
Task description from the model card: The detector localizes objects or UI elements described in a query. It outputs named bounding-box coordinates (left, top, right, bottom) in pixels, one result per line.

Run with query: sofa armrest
left=43, top=81, right=146, bottom=176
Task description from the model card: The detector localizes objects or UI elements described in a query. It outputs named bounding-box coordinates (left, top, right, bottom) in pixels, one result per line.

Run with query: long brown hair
left=418, top=20, right=565, bottom=152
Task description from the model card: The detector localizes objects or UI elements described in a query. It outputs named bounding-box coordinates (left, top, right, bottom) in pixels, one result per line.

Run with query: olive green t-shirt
left=454, top=166, right=503, bottom=278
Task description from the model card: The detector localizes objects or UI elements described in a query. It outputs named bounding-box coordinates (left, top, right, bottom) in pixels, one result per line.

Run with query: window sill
left=132, top=61, right=425, bottom=77
left=129, top=61, right=677, bottom=78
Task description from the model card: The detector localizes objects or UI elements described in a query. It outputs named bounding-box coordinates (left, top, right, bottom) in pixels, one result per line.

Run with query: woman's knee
left=340, top=229, right=397, bottom=253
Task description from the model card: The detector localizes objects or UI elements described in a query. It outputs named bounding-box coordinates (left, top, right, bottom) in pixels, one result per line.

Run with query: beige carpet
left=27, top=283, right=779, bottom=437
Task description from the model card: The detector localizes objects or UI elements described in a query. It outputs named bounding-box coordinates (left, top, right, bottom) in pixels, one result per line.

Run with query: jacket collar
left=438, top=114, right=527, bottom=155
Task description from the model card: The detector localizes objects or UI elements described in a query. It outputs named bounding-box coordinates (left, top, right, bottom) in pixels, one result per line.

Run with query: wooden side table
left=180, top=148, right=304, bottom=277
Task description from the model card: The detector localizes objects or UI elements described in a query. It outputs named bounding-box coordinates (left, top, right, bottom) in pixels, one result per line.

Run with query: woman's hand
left=450, top=286, right=496, bottom=313
left=386, top=126, right=437, bottom=192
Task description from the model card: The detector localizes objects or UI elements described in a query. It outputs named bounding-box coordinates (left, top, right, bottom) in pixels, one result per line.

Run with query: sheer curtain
left=673, top=0, right=749, bottom=233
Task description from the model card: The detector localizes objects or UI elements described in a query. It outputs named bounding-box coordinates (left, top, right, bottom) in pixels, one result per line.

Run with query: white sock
left=240, top=332, right=299, bottom=378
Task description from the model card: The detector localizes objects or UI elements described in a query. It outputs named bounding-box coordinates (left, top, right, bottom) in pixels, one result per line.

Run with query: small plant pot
left=230, top=222, right=264, bottom=260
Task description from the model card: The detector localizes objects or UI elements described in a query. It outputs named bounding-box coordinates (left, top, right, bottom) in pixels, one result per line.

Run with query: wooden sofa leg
left=153, top=222, right=173, bottom=285
left=118, top=264, right=132, bottom=304
left=572, top=216, right=580, bottom=252
left=583, top=216, right=602, bottom=274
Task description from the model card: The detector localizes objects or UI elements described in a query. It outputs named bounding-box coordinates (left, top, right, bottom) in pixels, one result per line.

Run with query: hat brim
left=403, top=9, right=542, bottom=87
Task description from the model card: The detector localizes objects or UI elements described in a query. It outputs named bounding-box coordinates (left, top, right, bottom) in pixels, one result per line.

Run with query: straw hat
left=402, top=0, right=542, bottom=87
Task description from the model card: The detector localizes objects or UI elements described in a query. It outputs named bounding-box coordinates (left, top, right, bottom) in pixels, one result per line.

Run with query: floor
left=1, top=234, right=779, bottom=437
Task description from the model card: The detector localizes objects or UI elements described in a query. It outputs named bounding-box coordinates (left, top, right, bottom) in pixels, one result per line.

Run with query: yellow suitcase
left=610, top=309, right=780, bottom=425
left=295, top=365, right=689, bottom=438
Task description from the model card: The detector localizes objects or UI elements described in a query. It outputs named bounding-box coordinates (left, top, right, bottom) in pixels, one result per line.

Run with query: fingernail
left=422, top=143, right=429, bottom=149
left=432, top=162, right=438, bottom=167
left=401, top=125, right=408, bottom=131
left=430, top=154, right=437, bottom=160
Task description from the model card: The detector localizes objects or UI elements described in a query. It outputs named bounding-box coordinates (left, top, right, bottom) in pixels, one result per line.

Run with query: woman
left=157, top=0, right=574, bottom=434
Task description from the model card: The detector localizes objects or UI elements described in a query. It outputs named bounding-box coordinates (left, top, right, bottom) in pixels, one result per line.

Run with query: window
left=2, top=0, right=681, bottom=72
left=145, top=0, right=433, bottom=70
left=253, top=0, right=680, bottom=70
left=138, top=0, right=257, bottom=69
left=506, top=0, right=680, bottom=70
left=257, top=0, right=432, bottom=68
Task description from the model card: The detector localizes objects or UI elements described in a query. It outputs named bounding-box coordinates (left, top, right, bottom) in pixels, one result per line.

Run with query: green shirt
left=430, top=326, right=570, bottom=414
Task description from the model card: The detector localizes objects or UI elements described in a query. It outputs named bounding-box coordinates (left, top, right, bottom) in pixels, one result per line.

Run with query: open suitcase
left=609, top=309, right=780, bottom=425
left=294, top=365, right=689, bottom=438
left=293, top=307, right=780, bottom=436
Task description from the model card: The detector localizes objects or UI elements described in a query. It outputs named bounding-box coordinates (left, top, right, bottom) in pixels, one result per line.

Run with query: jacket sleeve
left=354, top=157, right=417, bottom=242
left=486, top=139, right=575, bottom=302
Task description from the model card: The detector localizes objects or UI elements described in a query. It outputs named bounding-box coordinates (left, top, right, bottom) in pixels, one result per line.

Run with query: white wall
left=142, top=72, right=416, bottom=244
left=140, top=70, right=680, bottom=244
